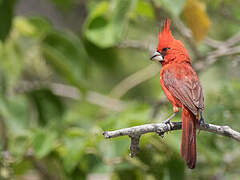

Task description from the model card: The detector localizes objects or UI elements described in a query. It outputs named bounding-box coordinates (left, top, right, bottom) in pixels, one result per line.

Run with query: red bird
left=150, top=19, right=204, bottom=169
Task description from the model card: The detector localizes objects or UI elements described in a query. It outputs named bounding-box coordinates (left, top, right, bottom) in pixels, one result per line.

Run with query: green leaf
left=160, top=0, right=186, bottom=16
left=42, top=31, right=88, bottom=91
left=83, top=39, right=118, bottom=68
left=0, top=38, right=23, bottom=88
left=14, top=17, right=51, bottom=38
left=81, top=154, right=107, bottom=174
left=0, top=95, right=29, bottom=135
left=0, top=0, right=15, bottom=41
left=115, top=166, right=143, bottom=180
left=102, top=103, right=150, bottom=130
left=84, top=0, right=136, bottom=48
left=62, top=138, right=86, bottom=173
left=28, top=89, right=64, bottom=126
left=9, top=135, right=29, bottom=158
left=136, top=0, right=155, bottom=19
left=32, top=129, right=57, bottom=159
left=167, top=155, right=185, bottom=180
left=51, top=0, right=74, bottom=10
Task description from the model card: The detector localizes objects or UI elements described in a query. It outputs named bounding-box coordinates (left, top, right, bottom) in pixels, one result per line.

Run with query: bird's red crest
left=157, top=19, right=174, bottom=49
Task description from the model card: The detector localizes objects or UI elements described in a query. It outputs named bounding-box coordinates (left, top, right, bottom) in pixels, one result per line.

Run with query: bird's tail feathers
left=180, top=106, right=197, bottom=169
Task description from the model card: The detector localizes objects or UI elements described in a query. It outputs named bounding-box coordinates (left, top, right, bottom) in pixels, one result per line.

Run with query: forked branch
left=103, top=121, right=240, bottom=157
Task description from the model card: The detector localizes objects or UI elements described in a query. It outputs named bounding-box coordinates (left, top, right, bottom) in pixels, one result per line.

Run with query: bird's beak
left=150, top=51, right=164, bottom=62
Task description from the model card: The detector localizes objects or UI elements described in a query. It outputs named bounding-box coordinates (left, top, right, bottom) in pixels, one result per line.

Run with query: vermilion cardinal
left=150, top=19, right=204, bottom=169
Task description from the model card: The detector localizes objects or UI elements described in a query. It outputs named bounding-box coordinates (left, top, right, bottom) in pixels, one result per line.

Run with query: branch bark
left=103, top=122, right=240, bottom=157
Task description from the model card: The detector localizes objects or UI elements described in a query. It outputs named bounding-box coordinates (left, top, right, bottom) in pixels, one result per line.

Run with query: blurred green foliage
left=0, top=0, right=239, bottom=179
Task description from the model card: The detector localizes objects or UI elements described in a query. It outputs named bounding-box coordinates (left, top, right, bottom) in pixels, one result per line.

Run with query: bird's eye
left=162, top=47, right=170, bottom=52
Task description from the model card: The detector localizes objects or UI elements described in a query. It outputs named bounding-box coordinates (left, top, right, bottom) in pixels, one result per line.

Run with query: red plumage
left=152, top=19, right=204, bottom=169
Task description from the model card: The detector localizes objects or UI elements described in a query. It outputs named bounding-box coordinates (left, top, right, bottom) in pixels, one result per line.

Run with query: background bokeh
left=0, top=0, right=240, bottom=179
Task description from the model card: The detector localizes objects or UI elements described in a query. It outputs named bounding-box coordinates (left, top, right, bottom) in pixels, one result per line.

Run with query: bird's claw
left=163, top=119, right=172, bottom=130
left=157, top=120, right=171, bottom=138
left=163, top=119, right=170, bottom=124
left=157, top=130, right=165, bottom=138
left=157, top=113, right=176, bottom=137
left=163, top=119, right=172, bottom=135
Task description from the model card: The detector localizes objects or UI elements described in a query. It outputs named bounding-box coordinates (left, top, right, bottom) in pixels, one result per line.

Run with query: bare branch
left=129, top=135, right=140, bottom=157
left=225, top=32, right=240, bottom=47
left=204, top=37, right=223, bottom=48
left=86, top=91, right=125, bottom=112
left=195, top=46, right=240, bottom=73
left=103, top=122, right=240, bottom=157
left=204, top=32, right=240, bottom=49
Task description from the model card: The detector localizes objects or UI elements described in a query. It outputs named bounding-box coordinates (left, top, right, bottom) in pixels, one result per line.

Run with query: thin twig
left=16, top=81, right=126, bottom=112
left=109, top=63, right=160, bottom=98
left=25, top=150, right=59, bottom=180
left=118, top=40, right=154, bottom=53
left=194, top=46, right=240, bottom=73
left=103, top=121, right=240, bottom=157
left=51, top=83, right=126, bottom=111
left=114, top=35, right=240, bottom=98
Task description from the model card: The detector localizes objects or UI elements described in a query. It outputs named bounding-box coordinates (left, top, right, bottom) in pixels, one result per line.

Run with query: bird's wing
left=162, top=64, right=204, bottom=115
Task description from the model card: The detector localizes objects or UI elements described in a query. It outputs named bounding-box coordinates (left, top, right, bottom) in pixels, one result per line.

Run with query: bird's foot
left=163, top=119, right=172, bottom=133
left=157, top=120, right=171, bottom=138
left=163, top=119, right=170, bottom=124
left=157, top=129, right=165, bottom=138
left=159, top=118, right=172, bottom=137
left=157, top=112, right=177, bottom=138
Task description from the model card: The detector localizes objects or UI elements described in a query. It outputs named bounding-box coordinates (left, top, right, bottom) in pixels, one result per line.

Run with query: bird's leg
left=163, top=112, right=177, bottom=124
left=199, top=112, right=205, bottom=124
left=198, top=112, right=205, bottom=134
left=163, top=106, right=179, bottom=124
